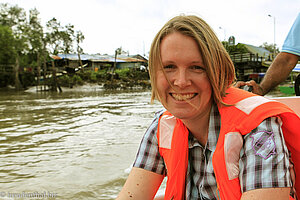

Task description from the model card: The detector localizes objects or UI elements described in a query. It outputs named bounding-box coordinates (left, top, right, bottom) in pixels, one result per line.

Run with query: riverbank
left=0, top=68, right=152, bottom=92
left=0, top=67, right=296, bottom=97
left=57, top=68, right=151, bottom=90
left=24, top=82, right=152, bottom=93
left=2, top=82, right=293, bottom=98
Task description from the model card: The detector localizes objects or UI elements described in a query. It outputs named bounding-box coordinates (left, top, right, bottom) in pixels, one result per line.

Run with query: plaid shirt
left=133, top=105, right=291, bottom=199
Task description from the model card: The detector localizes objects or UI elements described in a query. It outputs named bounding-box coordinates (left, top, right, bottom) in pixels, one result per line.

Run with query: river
left=0, top=85, right=287, bottom=200
left=0, top=87, right=164, bottom=200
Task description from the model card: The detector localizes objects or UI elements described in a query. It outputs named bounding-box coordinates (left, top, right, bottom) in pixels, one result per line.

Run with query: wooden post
left=36, top=52, right=41, bottom=91
left=43, top=55, right=47, bottom=91
left=51, top=60, right=57, bottom=91
left=14, top=54, right=22, bottom=90
left=78, top=52, right=83, bottom=71
left=111, top=49, right=117, bottom=81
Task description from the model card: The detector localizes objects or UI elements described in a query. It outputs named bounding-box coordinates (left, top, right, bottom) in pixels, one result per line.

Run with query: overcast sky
left=1, top=0, right=300, bottom=55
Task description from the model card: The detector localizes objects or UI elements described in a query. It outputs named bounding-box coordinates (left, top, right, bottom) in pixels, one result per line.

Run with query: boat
left=279, top=64, right=300, bottom=95
left=273, top=96, right=300, bottom=117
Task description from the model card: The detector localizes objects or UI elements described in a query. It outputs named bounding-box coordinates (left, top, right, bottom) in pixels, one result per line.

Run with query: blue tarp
left=292, top=64, right=300, bottom=72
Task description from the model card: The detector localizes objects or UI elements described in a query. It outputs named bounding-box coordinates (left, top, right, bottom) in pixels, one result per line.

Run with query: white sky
left=1, top=0, right=300, bottom=55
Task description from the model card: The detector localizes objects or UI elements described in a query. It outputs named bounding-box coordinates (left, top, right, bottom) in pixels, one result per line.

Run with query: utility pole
left=268, top=14, right=276, bottom=58
left=219, top=26, right=226, bottom=41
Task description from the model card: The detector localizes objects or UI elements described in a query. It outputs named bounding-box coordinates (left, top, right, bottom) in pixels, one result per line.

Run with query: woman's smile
left=170, top=93, right=197, bottom=101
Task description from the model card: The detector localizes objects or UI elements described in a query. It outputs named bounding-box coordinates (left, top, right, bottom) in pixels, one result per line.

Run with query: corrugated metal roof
left=52, top=54, right=147, bottom=63
left=241, top=43, right=270, bottom=57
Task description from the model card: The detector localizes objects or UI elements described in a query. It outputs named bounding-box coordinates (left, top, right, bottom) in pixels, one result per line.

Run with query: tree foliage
left=0, top=3, right=85, bottom=64
left=0, top=3, right=85, bottom=88
left=0, top=3, right=28, bottom=89
left=76, top=30, right=84, bottom=54
left=259, top=42, right=279, bottom=54
left=45, top=18, right=76, bottom=55
left=0, top=25, right=15, bottom=64
left=222, top=41, right=248, bottom=54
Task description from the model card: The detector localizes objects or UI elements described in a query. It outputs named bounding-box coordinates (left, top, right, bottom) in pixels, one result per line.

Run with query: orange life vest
left=157, top=87, right=300, bottom=200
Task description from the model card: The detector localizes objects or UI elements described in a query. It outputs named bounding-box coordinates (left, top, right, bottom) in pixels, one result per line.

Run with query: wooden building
left=51, top=53, right=148, bottom=72
left=230, top=43, right=272, bottom=82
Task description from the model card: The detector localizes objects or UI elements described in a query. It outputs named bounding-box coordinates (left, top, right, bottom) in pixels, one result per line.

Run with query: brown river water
left=0, top=87, right=163, bottom=200
left=0, top=86, right=285, bottom=200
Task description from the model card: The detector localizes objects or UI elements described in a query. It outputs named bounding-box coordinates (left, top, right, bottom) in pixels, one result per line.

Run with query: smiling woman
left=148, top=15, right=235, bottom=107
left=157, top=32, right=213, bottom=125
left=116, top=14, right=300, bottom=200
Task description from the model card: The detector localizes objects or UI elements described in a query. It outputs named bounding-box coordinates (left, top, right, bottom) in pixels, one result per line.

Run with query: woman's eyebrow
left=190, top=60, right=204, bottom=64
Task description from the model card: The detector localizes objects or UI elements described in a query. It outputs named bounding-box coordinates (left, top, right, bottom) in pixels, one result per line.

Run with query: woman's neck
left=182, top=103, right=212, bottom=146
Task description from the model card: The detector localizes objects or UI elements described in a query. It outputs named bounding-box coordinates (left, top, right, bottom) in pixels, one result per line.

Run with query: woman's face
left=156, top=32, right=212, bottom=121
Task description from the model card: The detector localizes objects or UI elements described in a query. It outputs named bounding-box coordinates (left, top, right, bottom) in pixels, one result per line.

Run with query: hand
left=234, top=80, right=264, bottom=96
left=234, top=81, right=247, bottom=89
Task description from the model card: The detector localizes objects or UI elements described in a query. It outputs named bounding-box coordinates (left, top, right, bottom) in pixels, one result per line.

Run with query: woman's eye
left=190, top=65, right=205, bottom=71
left=163, top=65, right=175, bottom=70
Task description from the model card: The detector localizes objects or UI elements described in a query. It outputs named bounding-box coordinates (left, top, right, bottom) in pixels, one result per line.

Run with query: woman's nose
left=173, top=70, right=191, bottom=88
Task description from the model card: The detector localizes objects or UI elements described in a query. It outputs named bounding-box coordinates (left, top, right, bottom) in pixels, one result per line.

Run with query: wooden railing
left=230, top=53, right=265, bottom=63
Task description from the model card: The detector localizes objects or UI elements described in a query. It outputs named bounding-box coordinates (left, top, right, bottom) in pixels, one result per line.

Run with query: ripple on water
left=0, top=90, right=162, bottom=198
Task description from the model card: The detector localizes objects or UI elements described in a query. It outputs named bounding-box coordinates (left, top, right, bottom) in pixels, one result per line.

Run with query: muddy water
left=0, top=89, right=163, bottom=199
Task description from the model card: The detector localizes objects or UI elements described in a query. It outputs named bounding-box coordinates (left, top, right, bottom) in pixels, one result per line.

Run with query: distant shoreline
left=23, top=82, right=151, bottom=93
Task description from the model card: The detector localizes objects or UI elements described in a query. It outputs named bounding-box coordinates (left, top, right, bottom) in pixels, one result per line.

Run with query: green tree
left=0, top=3, right=84, bottom=89
left=45, top=18, right=76, bottom=55
left=76, top=30, right=85, bottom=69
left=28, top=8, right=44, bottom=61
left=0, top=3, right=29, bottom=90
left=45, top=18, right=76, bottom=91
left=62, top=23, right=74, bottom=54
left=222, top=41, right=248, bottom=54
left=0, top=25, right=16, bottom=64
left=259, top=42, right=279, bottom=54
left=27, top=8, right=45, bottom=87
left=45, top=18, right=63, bottom=55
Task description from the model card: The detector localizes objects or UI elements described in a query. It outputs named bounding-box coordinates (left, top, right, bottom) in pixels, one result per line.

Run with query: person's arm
left=234, top=52, right=298, bottom=95
left=116, top=167, right=164, bottom=200
left=259, top=52, right=299, bottom=95
left=117, top=110, right=166, bottom=200
left=239, top=117, right=292, bottom=199
left=241, top=188, right=290, bottom=200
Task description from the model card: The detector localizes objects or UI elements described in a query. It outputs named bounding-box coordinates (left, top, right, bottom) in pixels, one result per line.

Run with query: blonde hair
left=149, top=15, right=235, bottom=106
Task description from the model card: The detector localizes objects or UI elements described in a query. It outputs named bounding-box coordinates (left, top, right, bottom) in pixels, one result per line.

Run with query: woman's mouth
left=170, top=93, right=197, bottom=101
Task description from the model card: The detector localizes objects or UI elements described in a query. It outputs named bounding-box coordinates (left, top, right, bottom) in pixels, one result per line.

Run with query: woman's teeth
left=171, top=93, right=195, bottom=101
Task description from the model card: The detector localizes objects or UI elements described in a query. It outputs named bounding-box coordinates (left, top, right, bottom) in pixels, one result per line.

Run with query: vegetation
left=0, top=3, right=84, bottom=90
left=222, top=41, right=248, bottom=54
left=259, top=42, right=279, bottom=54
left=57, top=68, right=151, bottom=90
left=0, top=3, right=277, bottom=92
left=0, top=3, right=147, bottom=91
